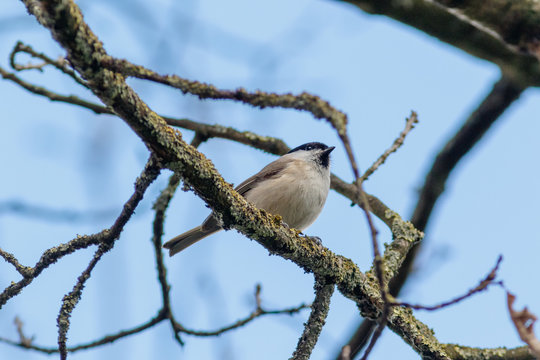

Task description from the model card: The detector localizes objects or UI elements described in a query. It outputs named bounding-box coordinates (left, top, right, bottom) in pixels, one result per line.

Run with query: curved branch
left=102, top=58, right=348, bottom=135
left=340, top=0, right=540, bottom=85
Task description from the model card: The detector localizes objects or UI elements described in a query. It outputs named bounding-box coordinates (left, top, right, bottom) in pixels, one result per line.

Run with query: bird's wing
left=201, top=156, right=292, bottom=230
left=234, top=157, right=291, bottom=196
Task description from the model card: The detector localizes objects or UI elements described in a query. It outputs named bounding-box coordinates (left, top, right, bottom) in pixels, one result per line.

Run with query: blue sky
left=1, top=1, right=539, bottom=359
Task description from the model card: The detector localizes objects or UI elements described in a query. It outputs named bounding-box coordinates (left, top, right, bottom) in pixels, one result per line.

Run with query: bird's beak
left=322, top=146, right=335, bottom=156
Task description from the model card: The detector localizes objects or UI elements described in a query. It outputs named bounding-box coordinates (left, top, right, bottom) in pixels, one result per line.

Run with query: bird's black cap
left=287, top=142, right=330, bottom=154
left=288, top=142, right=334, bottom=168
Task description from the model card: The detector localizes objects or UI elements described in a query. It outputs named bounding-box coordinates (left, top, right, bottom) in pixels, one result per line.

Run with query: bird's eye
left=306, top=146, right=312, bottom=150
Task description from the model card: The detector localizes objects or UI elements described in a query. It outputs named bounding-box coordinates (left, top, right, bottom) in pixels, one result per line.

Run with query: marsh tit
left=163, top=142, right=335, bottom=256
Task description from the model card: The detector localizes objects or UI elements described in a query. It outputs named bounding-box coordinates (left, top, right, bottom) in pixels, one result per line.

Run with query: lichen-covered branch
left=57, top=243, right=111, bottom=360
left=290, top=278, right=335, bottom=360
left=151, top=173, right=183, bottom=345
left=441, top=343, right=533, bottom=360
left=101, top=57, right=348, bottom=136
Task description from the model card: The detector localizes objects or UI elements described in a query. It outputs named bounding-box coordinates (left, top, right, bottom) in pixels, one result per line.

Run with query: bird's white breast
left=244, top=159, right=330, bottom=231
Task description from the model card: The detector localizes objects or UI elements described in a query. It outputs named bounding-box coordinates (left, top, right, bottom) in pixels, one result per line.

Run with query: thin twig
left=150, top=136, right=206, bottom=346
left=151, top=172, right=182, bottom=345
left=0, top=249, right=32, bottom=278
left=0, top=310, right=167, bottom=354
left=10, top=41, right=86, bottom=86
left=290, top=277, right=334, bottom=360
left=392, top=255, right=504, bottom=311
left=358, top=256, right=503, bottom=360
left=360, top=111, right=418, bottom=182
left=57, top=243, right=111, bottom=359
left=359, top=309, right=388, bottom=360
left=0, top=66, right=108, bottom=114
left=173, top=285, right=310, bottom=337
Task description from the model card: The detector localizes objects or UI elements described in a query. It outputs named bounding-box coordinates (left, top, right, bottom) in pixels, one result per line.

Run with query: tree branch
left=360, top=111, right=418, bottom=183
left=339, top=0, right=540, bottom=85
left=392, top=255, right=503, bottom=311
left=290, top=278, right=335, bottom=360
left=0, top=310, right=167, bottom=354
left=101, top=57, right=348, bottom=136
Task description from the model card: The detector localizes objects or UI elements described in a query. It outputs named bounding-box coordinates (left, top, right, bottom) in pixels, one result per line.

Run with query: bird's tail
left=163, top=226, right=220, bottom=256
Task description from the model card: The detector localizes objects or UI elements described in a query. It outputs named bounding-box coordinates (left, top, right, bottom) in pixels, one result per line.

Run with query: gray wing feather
left=201, top=157, right=290, bottom=229
left=234, top=157, right=291, bottom=196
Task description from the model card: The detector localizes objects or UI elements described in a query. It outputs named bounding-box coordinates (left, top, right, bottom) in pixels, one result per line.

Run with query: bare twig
left=173, top=285, right=310, bottom=337
left=360, top=111, right=418, bottom=182
left=359, top=251, right=503, bottom=360
left=57, top=243, right=110, bottom=359
left=290, top=277, right=335, bottom=360
left=10, top=41, right=86, bottom=86
left=0, top=285, right=309, bottom=354
left=151, top=172, right=182, bottom=345
left=359, top=310, right=388, bottom=360
left=149, top=136, right=208, bottom=346
left=0, top=310, right=167, bottom=354
left=0, top=249, right=32, bottom=278
left=0, top=66, right=108, bottom=114
left=393, top=255, right=503, bottom=311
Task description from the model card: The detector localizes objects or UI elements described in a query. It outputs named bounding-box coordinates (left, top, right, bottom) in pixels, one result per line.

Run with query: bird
left=163, top=142, right=335, bottom=256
